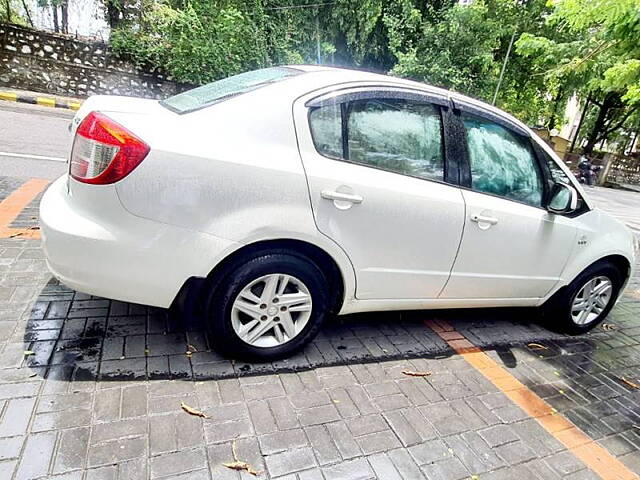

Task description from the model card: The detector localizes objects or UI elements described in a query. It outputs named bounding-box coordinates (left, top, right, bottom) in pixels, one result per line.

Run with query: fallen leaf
left=633, top=425, right=640, bottom=431
left=144, top=349, right=150, bottom=355
left=28, top=226, right=39, bottom=230
left=181, top=402, right=209, bottom=419
left=186, top=351, right=192, bottom=358
left=30, top=216, right=37, bottom=219
left=9, top=232, right=24, bottom=238
left=402, top=370, right=432, bottom=377
left=223, top=440, right=261, bottom=476
left=187, top=344, right=198, bottom=353
left=223, top=460, right=260, bottom=476
left=29, top=372, right=37, bottom=377
left=602, top=323, right=616, bottom=331
left=527, top=343, right=548, bottom=350
left=23, top=350, right=35, bottom=356
left=615, top=375, right=640, bottom=389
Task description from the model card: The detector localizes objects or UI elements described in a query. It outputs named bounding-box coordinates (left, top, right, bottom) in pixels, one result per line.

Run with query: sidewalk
left=0, top=87, right=83, bottom=111
left=1, top=174, right=640, bottom=479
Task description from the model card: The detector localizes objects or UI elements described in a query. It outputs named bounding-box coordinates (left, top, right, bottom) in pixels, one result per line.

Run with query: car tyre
left=205, top=252, right=329, bottom=361
left=542, top=261, right=622, bottom=334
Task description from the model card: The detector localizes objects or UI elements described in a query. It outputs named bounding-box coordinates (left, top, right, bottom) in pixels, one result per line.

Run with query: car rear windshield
left=161, top=67, right=302, bottom=113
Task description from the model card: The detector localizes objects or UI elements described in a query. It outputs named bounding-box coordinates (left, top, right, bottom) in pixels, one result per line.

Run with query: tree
left=3, top=0, right=29, bottom=25
left=516, top=0, right=640, bottom=154
left=387, top=0, right=567, bottom=125
left=391, top=1, right=503, bottom=98
left=110, top=1, right=270, bottom=84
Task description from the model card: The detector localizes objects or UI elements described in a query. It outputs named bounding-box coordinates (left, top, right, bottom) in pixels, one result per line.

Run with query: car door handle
left=321, top=190, right=364, bottom=204
left=470, top=213, right=498, bottom=225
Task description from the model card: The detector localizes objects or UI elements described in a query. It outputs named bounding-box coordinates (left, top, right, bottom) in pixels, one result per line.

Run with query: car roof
left=286, top=64, right=530, bottom=135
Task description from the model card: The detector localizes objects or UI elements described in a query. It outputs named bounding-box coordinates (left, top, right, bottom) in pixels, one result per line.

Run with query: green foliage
left=2, top=0, right=28, bottom=25
left=106, top=0, right=639, bottom=146
left=391, top=1, right=502, bottom=98
left=111, top=1, right=268, bottom=84
left=515, top=0, right=640, bottom=150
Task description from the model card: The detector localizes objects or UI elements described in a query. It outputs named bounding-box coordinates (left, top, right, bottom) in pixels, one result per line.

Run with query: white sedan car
left=40, top=65, right=637, bottom=360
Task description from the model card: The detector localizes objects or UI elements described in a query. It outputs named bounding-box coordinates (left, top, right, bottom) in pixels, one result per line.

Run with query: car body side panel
left=110, top=76, right=359, bottom=307
left=440, top=190, right=578, bottom=299
left=550, top=208, right=636, bottom=295
left=40, top=176, right=241, bottom=308
left=292, top=86, right=466, bottom=300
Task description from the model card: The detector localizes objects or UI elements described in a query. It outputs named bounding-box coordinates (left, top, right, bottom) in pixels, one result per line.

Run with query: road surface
left=0, top=101, right=71, bottom=179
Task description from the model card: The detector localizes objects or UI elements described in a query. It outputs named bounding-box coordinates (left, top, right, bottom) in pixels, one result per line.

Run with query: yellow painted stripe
left=68, top=101, right=82, bottom=111
left=36, top=97, right=56, bottom=107
left=0, top=92, right=18, bottom=102
left=0, top=178, right=50, bottom=239
left=425, top=318, right=637, bottom=480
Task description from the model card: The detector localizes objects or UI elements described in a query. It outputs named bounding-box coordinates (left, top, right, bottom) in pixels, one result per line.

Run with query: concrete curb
left=0, top=91, right=82, bottom=111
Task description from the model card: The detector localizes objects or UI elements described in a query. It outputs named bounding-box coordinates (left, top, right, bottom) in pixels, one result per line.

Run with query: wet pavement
left=1, top=174, right=640, bottom=479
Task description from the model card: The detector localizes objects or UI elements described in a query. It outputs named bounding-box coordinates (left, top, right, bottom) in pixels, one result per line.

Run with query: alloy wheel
left=231, top=273, right=313, bottom=348
left=570, top=275, right=613, bottom=325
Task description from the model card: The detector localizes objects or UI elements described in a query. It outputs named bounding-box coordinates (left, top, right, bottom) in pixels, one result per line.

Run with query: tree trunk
left=4, top=0, right=10, bottom=22
left=61, top=0, right=68, bottom=34
left=21, top=0, right=33, bottom=26
left=106, top=0, right=121, bottom=29
left=52, top=4, right=59, bottom=32
left=583, top=92, right=617, bottom=155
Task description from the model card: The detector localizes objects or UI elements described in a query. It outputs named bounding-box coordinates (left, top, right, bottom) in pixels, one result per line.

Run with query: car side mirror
left=547, top=182, right=578, bottom=214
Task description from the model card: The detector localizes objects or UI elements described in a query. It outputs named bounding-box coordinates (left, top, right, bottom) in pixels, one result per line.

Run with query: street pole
left=492, top=31, right=516, bottom=106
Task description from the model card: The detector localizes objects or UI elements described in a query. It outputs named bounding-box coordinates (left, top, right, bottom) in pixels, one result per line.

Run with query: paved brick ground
left=1, top=176, right=640, bottom=479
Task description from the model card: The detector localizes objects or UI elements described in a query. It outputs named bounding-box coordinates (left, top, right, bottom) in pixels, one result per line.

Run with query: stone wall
left=0, top=23, right=185, bottom=99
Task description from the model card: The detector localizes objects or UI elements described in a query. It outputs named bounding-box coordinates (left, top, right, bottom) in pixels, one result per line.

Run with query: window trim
left=307, top=88, right=450, bottom=185
left=306, top=87, right=450, bottom=109
left=451, top=98, right=529, bottom=137
left=441, top=105, right=468, bottom=186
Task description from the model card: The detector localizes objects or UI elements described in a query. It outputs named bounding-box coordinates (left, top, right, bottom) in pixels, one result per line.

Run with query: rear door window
left=309, top=96, right=444, bottom=182
left=347, top=99, right=444, bottom=181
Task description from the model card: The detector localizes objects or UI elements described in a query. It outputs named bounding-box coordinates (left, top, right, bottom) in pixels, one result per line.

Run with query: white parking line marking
left=0, top=151, right=67, bottom=162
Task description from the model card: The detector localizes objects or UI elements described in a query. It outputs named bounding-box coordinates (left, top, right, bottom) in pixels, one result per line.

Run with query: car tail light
left=70, top=111, right=150, bottom=184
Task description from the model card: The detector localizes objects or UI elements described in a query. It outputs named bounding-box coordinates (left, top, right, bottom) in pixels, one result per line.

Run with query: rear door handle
left=470, top=213, right=498, bottom=225
left=321, top=190, right=364, bottom=204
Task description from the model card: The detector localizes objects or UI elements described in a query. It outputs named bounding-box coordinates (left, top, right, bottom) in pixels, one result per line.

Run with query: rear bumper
left=40, top=176, right=238, bottom=307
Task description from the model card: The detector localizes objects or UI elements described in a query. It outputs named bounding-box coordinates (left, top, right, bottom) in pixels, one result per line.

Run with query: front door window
left=463, top=113, right=544, bottom=208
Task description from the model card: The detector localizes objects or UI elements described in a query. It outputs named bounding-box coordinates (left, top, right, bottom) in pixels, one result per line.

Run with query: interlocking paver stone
left=264, top=446, right=317, bottom=477
left=1, top=177, right=640, bottom=479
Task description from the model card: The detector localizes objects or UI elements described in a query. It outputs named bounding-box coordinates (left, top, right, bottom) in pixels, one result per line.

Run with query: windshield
left=161, top=67, right=302, bottom=113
